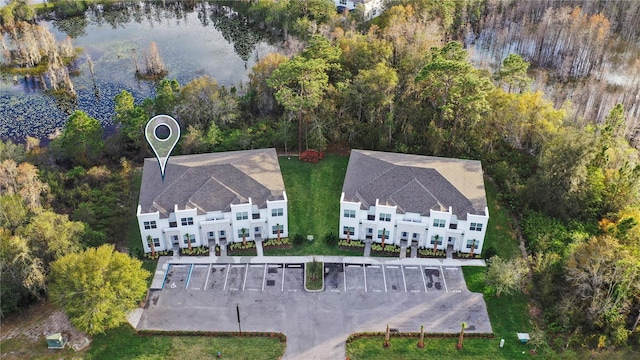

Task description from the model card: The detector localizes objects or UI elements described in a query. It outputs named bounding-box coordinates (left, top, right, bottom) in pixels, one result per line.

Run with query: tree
left=0, top=139, right=26, bottom=162
left=486, top=255, right=529, bottom=297
left=175, top=76, right=239, bottom=129
left=456, top=322, right=467, bottom=349
left=415, top=42, right=493, bottom=154
left=563, top=235, right=640, bottom=344
left=0, top=229, right=46, bottom=317
left=52, top=110, right=104, bottom=166
left=146, top=235, right=156, bottom=257
left=248, top=52, right=288, bottom=115
left=0, top=160, right=49, bottom=210
left=114, top=90, right=149, bottom=150
left=241, top=228, right=247, bottom=246
left=49, top=244, right=150, bottom=335
left=268, top=55, right=330, bottom=153
left=495, top=54, right=532, bottom=93
left=18, top=210, right=84, bottom=272
left=350, top=62, right=398, bottom=148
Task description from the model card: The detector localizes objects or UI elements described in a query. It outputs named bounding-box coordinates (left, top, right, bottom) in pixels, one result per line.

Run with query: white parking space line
left=363, top=265, right=367, bottom=292
left=242, top=264, right=249, bottom=291
left=440, top=265, right=448, bottom=292
left=185, top=264, right=194, bottom=289
left=420, top=265, right=427, bottom=293
left=203, top=264, right=212, bottom=291
left=281, top=264, right=285, bottom=292
left=262, top=264, right=267, bottom=291
left=223, top=264, right=231, bottom=291
left=446, top=267, right=458, bottom=270
left=343, top=264, right=347, bottom=292
left=382, top=265, right=387, bottom=292
left=401, top=265, right=407, bottom=292
left=172, top=265, right=187, bottom=268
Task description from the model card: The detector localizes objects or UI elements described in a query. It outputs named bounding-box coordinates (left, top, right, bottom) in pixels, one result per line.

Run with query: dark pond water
left=0, top=2, right=278, bottom=141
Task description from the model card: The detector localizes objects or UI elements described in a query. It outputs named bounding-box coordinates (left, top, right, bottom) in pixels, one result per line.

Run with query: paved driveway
left=138, top=260, right=491, bottom=360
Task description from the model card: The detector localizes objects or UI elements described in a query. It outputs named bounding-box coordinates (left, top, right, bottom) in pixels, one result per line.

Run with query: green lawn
left=346, top=336, right=533, bottom=360
left=87, top=325, right=285, bottom=360
left=265, top=154, right=352, bottom=256
left=484, top=179, right=521, bottom=259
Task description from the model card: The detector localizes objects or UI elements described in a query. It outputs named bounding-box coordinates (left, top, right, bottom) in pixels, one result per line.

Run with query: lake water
left=0, top=2, right=278, bottom=141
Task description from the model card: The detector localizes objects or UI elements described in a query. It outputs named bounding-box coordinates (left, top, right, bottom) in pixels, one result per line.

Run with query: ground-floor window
left=377, top=229, right=390, bottom=239
left=343, top=226, right=355, bottom=235
left=147, top=237, right=160, bottom=248
left=272, top=224, right=284, bottom=235
left=183, top=234, right=195, bottom=244
left=466, top=239, right=477, bottom=248
left=430, top=235, right=443, bottom=245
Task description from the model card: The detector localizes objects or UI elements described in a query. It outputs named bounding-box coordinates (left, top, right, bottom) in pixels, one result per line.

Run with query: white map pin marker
left=145, top=115, right=180, bottom=181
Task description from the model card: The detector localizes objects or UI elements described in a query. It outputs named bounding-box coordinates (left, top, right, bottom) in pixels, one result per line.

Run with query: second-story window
left=433, top=219, right=445, bottom=228
left=181, top=217, right=194, bottom=226
left=470, top=222, right=483, bottom=231
left=344, top=209, right=356, bottom=218
left=143, top=221, right=157, bottom=229
left=271, top=208, right=283, bottom=216
left=379, top=213, right=391, bottom=222
left=236, top=212, right=248, bottom=220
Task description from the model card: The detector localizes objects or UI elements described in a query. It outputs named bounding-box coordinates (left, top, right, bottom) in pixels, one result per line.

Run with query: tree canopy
left=49, top=244, right=150, bottom=335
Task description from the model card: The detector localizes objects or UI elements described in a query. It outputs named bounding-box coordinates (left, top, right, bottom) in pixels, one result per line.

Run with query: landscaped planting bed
left=228, top=241, right=257, bottom=256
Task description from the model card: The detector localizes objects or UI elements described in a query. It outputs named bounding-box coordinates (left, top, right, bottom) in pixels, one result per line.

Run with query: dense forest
left=1, top=0, right=640, bottom=355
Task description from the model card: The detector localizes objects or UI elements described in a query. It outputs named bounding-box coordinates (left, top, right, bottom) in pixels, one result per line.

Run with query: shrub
left=483, top=246, right=497, bottom=259
left=324, top=230, right=338, bottom=245
left=180, top=246, right=209, bottom=256
left=143, top=250, right=171, bottom=260
left=299, top=149, right=324, bottom=163
left=338, top=239, right=365, bottom=248
left=293, top=233, right=305, bottom=245
left=264, top=238, right=291, bottom=247
left=229, top=241, right=256, bottom=251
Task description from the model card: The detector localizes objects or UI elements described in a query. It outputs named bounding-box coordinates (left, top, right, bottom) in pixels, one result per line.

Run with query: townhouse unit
left=137, top=148, right=288, bottom=253
left=335, top=0, right=384, bottom=20
left=339, top=150, right=489, bottom=254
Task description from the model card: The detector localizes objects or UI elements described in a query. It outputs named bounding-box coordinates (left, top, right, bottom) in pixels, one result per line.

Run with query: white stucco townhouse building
left=339, top=150, right=489, bottom=254
left=137, top=148, right=288, bottom=253
left=335, top=0, right=384, bottom=20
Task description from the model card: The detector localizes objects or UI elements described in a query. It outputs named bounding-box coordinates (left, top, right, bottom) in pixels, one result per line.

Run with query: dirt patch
left=1, top=302, right=91, bottom=351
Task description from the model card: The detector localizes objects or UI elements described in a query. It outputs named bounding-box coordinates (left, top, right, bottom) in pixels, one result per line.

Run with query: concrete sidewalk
left=150, top=254, right=485, bottom=289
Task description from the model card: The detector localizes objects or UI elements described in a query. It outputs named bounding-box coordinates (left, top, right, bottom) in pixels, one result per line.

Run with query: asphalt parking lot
left=140, top=259, right=491, bottom=360
left=162, top=262, right=466, bottom=294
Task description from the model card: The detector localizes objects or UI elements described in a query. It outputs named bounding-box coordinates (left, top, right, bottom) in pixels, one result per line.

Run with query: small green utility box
left=517, top=332, right=530, bottom=344
left=46, top=333, right=66, bottom=349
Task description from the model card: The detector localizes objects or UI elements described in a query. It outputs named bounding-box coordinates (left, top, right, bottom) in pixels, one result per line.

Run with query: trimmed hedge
left=137, top=329, right=287, bottom=343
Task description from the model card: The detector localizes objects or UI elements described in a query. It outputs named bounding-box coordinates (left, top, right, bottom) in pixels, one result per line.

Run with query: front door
left=447, top=237, right=456, bottom=246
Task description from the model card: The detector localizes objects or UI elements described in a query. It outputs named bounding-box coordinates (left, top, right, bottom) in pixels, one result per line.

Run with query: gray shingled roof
left=138, top=149, right=285, bottom=218
left=342, top=150, right=487, bottom=219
